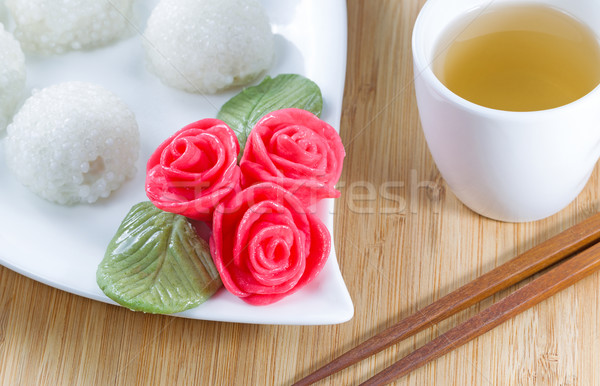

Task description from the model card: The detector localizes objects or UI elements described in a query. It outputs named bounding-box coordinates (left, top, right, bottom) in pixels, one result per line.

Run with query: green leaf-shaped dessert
left=217, top=73, right=323, bottom=157
left=97, top=202, right=222, bottom=314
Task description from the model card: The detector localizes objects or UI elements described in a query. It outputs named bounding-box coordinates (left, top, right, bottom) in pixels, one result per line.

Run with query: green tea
left=433, top=4, right=600, bottom=112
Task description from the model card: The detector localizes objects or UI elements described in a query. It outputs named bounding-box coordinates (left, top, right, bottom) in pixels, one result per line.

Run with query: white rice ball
left=143, top=0, right=274, bottom=94
left=5, top=0, right=135, bottom=54
left=0, top=24, right=26, bottom=131
left=5, top=82, right=140, bottom=205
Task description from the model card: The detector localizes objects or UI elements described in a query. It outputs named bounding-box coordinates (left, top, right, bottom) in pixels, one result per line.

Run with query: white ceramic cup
left=412, top=0, right=600, bottom=222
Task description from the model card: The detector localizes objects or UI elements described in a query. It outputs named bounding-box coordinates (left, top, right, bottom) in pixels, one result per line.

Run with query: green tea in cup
left=433, top=4, right=600, bottom=112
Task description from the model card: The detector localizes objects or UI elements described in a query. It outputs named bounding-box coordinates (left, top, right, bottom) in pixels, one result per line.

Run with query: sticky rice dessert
left=5, top=0, right=135, bottom=54
left=143, top=0, right=274, bottom=94
left=0, top=24, right=26, bottom=131
left=5, top=82, right=140, bottom=205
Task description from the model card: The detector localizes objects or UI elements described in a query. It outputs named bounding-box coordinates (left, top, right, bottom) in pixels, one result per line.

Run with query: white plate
left=0, top=0, right=353, bottom=325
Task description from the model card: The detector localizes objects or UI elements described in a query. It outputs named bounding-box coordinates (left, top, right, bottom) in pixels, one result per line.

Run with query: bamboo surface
left=2, top=1, right=600, bottom=385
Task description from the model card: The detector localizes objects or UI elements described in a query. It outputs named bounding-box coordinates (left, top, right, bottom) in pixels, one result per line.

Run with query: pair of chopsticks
left=294, top=212, right=600, bottom=385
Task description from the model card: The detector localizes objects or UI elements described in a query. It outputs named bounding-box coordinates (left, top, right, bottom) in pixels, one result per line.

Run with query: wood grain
left=294, top=213, right=600, bottom=385
left=1, top=1, right=600, bottom=385
left=361, top=241, right=600, bottom=385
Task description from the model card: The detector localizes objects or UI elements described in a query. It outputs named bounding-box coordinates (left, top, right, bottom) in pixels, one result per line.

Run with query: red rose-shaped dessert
left=240, top=108, right=345, bottom=207
left=210, top=182, right=331, bottom=305
left=146, top=119, right=241, bottom=221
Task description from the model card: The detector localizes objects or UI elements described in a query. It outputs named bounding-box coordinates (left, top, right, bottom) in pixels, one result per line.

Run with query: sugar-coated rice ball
left=143, top=0, right=274, bottom=94
left=0, top=24, right=26, bottom=131
left=5, top=82, right=140, bottom=205
left=5, top=0, right=135, bottom=54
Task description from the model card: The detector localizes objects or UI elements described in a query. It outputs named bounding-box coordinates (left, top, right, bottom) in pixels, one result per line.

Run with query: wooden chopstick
left=293, top=212, right=600, bottom=385
left=362, top=239, right=600, bottom=385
